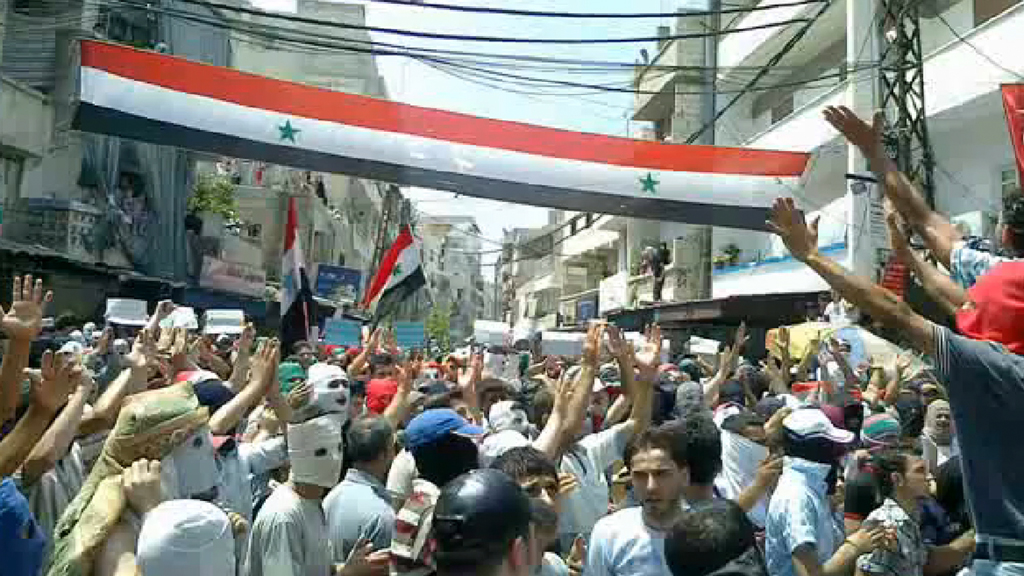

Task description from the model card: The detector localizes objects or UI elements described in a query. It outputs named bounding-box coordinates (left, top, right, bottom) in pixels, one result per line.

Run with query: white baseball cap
left=783, top=408, right=855, bottom=445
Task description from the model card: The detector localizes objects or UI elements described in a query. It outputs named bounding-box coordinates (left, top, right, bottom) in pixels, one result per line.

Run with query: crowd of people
left=0, top=105, right=1022, bottom=576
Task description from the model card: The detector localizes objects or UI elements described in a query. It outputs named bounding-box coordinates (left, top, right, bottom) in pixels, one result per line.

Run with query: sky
left=249, top=0, right=706, bottom=269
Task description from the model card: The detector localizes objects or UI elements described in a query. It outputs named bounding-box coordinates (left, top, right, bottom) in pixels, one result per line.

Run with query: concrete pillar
left=846, top=0, right=885, bottom=279
left=668, top=8, right=716, bottom=301
left=0, top=0, right=7, bottom=64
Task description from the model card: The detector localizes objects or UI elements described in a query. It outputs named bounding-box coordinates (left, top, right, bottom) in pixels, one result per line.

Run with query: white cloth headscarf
left=287, top=414, right=344, bottom=488
left=164, top=426, right=219, bottom=500
left=137, top=499, right=236, bottom=576
left=714, top=429, right=770, bottom=527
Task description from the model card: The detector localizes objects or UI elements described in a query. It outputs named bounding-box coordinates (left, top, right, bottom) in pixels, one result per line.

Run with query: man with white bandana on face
left=245, top=405, right=345, bottom=576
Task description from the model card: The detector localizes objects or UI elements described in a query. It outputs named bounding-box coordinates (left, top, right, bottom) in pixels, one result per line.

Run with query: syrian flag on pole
left=281, top=196, right=315, bottom=354
left=363, top=225, right=426, bottom=322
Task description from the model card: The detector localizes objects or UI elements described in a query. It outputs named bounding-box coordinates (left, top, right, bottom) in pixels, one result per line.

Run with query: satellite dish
left=640, top=48, right=650, bottom=64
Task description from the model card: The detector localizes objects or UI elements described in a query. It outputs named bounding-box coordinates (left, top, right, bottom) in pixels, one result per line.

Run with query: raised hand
left=886, top=206, right=914, bottom=262
left=566, top=536, right=586, bottom=576
left=1, top=275, right=53, bottom=342
left=94, top=326, right=114, bottom=355
left=125, top=328, right=157, bottom=372
left=153, top=300, right=176, bottom=322
left=238, top=322, right=256, bottom=353
left=605, top=324, right=627, bottom=360
left=249, top=339, right=281, bottom=395
left=458, top=352, right=483, bottom=392
left=767, top=197, right=819, bottom=262
left=34, top=350, right=81, bottom=413
left=122, top=459, right=164, bottom=516
left=754, top=456, right=783, bottom=490
left=823, top=106, right=885, bottom=155
left=634, top=324, right=662, bottom=374
left=286, top=381, right=313, bottom=410
left=341, top=537, right=390, bottom=576
left=582, top=321, right=606, bottom=366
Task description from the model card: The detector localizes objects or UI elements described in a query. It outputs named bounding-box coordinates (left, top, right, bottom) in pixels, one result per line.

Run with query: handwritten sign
left=324, top=319, right=362, bottom=346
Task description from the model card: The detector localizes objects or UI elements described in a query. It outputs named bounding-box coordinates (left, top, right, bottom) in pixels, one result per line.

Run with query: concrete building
left=418, top=215, right=485, bottom=341
left=505, top=0, right=1024, bottom=331
left=205, top=0, right=399, bottom=308
left=630, top=0, right=1024, bottom=305
left=0, top=0, right=234, bottom=316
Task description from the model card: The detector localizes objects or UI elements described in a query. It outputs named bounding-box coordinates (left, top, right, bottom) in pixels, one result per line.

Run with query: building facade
left=418, top=215, right=486, bottom=342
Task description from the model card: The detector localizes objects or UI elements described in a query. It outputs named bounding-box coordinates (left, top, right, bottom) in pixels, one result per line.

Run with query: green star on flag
left=391, top=264, right=403, bottom=277
left=278, top=120, right=301, bottom=143
left=640, top=172, right=660, bottom=194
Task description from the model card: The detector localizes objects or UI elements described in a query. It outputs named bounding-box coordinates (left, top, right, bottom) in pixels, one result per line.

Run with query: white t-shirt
left=385, top=449, right=418, bottom=505
left=537, top=552, right=569, bottom=576
left=824, top=300, right=860, bottom=326
left=557, top=423, right=631, bottom=539
left=245, top=484, right=333, bottom=576
left=586, top=507, right=671, bottom=576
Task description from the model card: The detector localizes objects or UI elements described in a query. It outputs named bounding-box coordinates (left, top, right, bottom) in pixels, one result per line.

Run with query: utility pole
left=878, top=0, right=935, bottom=207
left=368, top=184, right=400, bottom=289
left=672, top=2, right=719, bottom=301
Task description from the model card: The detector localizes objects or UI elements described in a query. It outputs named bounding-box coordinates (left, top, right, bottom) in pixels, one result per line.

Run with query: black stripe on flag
left=372, top=267, right=427, bottom=325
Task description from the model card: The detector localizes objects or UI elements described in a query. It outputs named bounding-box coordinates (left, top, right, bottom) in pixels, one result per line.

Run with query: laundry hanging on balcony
left=74, top=39, right=811, bottom=231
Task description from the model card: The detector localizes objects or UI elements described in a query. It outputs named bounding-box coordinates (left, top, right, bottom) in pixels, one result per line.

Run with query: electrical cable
left=686, top=0, right=835, bottom=143
left=118, top=0, right=813, bottom=45
left=933, top=11, right=1024, bottom=81
left=359, top=0, right=828, bottom=20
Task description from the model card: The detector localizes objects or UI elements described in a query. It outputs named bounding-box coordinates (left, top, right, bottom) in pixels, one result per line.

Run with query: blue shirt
left=766, top=457, right=840, bottom=576
left=949, top=242, right=1013, bottom=289
left=323, top=468, right=396, bottom=561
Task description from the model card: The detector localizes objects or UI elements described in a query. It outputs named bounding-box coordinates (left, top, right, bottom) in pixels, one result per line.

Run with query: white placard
left=160, top=306, right=199, bottom=330
left=624, top=332, right=672, bottom=363
left=474, top=320, right=511, bottom=347
left=105, top=298, right=148, bottom=326
left=204, top=309, right=245, bottom=335
left=688, top=336, right=720, bottom=356
left=540, top=331, right=585, bottom=357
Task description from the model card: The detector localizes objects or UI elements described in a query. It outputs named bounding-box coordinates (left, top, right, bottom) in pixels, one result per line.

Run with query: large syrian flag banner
left=364, top=225, right=427, bottom=322
left=281, top=196, right=316, bottom=354
left=75, top=40, right=810, bottom=231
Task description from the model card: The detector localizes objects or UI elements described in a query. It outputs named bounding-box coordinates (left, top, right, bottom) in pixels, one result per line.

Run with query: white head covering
left=300, top=363, right=351, bottom=425
left=163, top=426, right=219, bottom=500
left=488, top=400, right=530, bottom=436
left=59, top=341, right=85, bottom=362
left=287, top=414, right=344, bottom=488
left=136, top=499, right=236, bottom=576
left=714, top=429, right=770, bottom=527
left=69, top=330, right=86, bottom=345
left=83, top=322, right=97, bottom=335
left=113, top=338, right=130, bottom=355
left=480, top=429, right=530, bottom=467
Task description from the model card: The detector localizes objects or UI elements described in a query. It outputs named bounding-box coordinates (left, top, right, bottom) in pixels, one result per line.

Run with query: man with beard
left=586, top=423, right=690, bottom=576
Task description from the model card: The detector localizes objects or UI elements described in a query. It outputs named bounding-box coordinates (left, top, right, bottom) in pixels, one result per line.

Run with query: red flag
left=1001, top=85, right=1024, bottom=185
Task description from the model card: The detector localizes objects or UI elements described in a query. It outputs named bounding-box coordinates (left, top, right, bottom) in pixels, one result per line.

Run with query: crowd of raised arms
left=1, top=106, right=1023, bottom=576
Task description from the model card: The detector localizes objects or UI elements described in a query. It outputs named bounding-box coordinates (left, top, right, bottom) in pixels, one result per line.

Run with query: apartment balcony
left=718, top=0, right=846, bottom=73
left=736, top=80, right=849, bottom=153
left=0, top=75, right=53, bottom=157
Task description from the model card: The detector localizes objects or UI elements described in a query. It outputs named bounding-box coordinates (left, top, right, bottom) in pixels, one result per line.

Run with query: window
left=0, top=155, right=24, bottom=204
left=246, top=223, right=262, bottom=240
left=1000, top=165, right=1020, bottom=199
left=975, top=0, right=1022, bottom=26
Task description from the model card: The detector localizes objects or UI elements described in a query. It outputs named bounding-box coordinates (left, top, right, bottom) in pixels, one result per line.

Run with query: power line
left=360, top=0, right=828, bottom=19
left=933, top=11, right=1024, bottom=81
left=686, top=0, right=835, bottom=143
left=123, top=0, right=812, bottom=44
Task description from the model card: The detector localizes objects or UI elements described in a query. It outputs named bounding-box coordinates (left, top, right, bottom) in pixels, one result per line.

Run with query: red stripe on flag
left=80, top=40, right=809, bottom=178
left=363, top=226, right=415, bottom=308
left=284, top=197, right=298, bottom=252
left=1002, top=84, right=1024, bottom=186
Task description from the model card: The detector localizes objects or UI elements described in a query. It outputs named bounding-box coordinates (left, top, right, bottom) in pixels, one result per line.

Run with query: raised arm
left=886, top=210, right=966, bottom=318
left=20, top=367, right=93, bottom=484
left=227, top=323, right=256, bottom=393
left=824, top=106, right=961, bottom=268
left=347, top=328, right=381, bottom=379
left=209, top=339, right=279, bottom=435
left=767, top=197, right=936, bottom=356
left=704, top=323, right=748, bottom=407
left=0, top=351, right=77, bottom=477
left=78, top=328, right=155, bottom=435
left=383, top=356, right=420, bottom=430
left=0, top=275, right=53, bottom=423
left=534, top=323, right=602, bottom=460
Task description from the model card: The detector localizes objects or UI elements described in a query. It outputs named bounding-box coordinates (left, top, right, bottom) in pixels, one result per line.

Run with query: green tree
left=188, top=174, right=238, bottom=220
left=425, top=302, right=454, bottom=355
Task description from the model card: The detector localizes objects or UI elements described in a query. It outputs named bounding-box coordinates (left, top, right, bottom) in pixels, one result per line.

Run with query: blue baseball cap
left=405, top=408, right=485, bottom=450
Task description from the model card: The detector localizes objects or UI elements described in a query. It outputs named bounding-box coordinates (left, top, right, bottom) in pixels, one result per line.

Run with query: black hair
left=423, top=392, right=455, bottom=411
left=370, top=353, right=395, bottom=375
left=491, top=446, right=558, bottom=485
left=345, top=416, right=394, bottom=464
left=869, top=450, right=914, bottom=500
left=665, top=500, right=759, bottom=576
left=934, top=456, right=970, bottom=529
left=411, top=433, right=479, bottom=488
left=1003, top=192, right=1024, bottom=255
left=674, top=413, right=723, bottom=485
left=630, top=422, right=689, bottom=471
left=531, top=387, right=554, bottom=427
left=291, top=340, right=313, bottom=355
